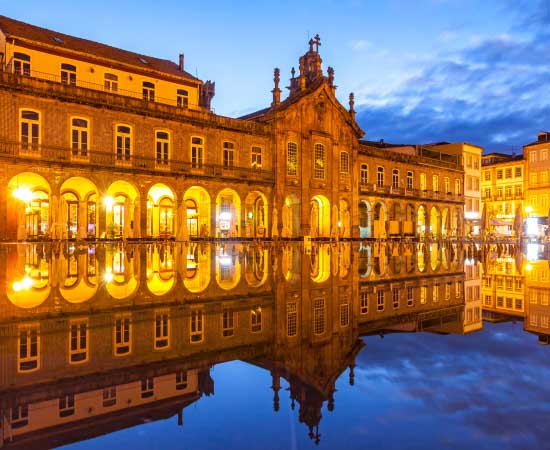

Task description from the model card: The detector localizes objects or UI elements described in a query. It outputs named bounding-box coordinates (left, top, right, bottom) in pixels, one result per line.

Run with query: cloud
left=350, top=39, right=372, bottom=51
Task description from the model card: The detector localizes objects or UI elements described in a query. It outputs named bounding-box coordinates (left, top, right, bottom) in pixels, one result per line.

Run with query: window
left=360, top=164, right=369, bottom=185
left=445, top=177, right=450, bottom=193
left=14, top=52, right=31, bottom=76
left=59, top=394, right=75, bottom=417
left=360, top=290, right=368, bottom=314
left=456, top=281, right=462, bottom=298
left=420, top=173, right=427, bottom=191
left=18, top=325, right=39, bottom=372
left=287, top=142, right=298, bottom=176
left=505, top=168, right=512, bottom=178
left=114, top=316, right=131, bottom=356
left=69, top=320, right=88, bottom=363
left=474, top=158, right=479, bottom=169
left=251, top=146, right=262, bottom=168
left=313, top=298, right=325, bottom=334
left=377, top=166, right=384, bottom=188
left=543, top=150, right=548, bottom=161
left=287, top=302, right=297, bottom=336
left=392, top=169, right=399, bottom=189
left=314, top=143, right=326, bottom=179
left=223, top=141, right=234, bottom=168
left=407, top=171, right=413, bottom=190
left=141, top=378, right=154, bottom=398
left=374, top=289, right=386, bottom=311
left=71, top=118, right=89, bottom=157
left=104, top=73, right=118, bottom=91
left=142, top=81, right=155, bottom=101
left=103, top=387, right=117, bottom=407
left=176, top=371, right=188, bottom=390
left=155, top=131, right=169, bottom=165
left=339, top=296, right=349, bottom=327
left=251, top=306, right=262, bottom=332
left=20, top=109, right=40, bottom=151
left=115, top=125, right=131, bottom=161
left=190, top=310, right=203, bottom=342
left=433, top=175, right=439, bottom=192
left=515, top=167, right=522, bottom=177
left=420, top=286, right=427, bottom=304
left=484, top=188, right=491, bottom=198
left=392, top=288, right=399, bottom=309
left=497, top=169, right=503, bottom=180
left=407, top=286, right=414, bottom=306
left=61, top=63, right=76, bottom=85
left=340, top=151, right=350, bottom=175
left=484, top=171, right=491, bottom=181
left=515, top=299, right=523, bottom=310
left=191, top=137, right=204, bottom=168
left=222, top=309, right=235, bottom=337
left=455, top=179, right=461, bottom=195
left=433, top=284, right=439, bottom=302
left=11, top=405, right=29, bottom=429
left=155, top=312, right=170, bottom=349
left=177, top=89, right=189, bottom=108
left=530, top=151, right=536, bottom=163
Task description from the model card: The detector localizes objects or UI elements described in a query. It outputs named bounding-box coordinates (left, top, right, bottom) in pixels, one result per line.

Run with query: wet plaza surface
left=1, top=240, right=549, bottom=449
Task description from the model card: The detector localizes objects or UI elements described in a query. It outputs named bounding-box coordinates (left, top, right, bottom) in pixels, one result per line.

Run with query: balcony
left=0, top=139, right=275, bottom=184
left=358, top=183, right=463, bottom=202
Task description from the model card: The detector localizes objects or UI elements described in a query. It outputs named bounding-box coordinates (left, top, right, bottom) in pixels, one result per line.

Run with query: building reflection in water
left=3, top=239, right=542, bottom=448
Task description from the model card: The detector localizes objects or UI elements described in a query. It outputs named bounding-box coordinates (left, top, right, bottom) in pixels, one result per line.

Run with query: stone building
left=0, top=16, right=465, bottom=241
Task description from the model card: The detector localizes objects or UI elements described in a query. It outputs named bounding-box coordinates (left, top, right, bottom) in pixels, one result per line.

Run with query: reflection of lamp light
left=337, top=221, right=342, bottom=228
left=248, top=211, right=253, bottom=219
left=104, top=196, right=114, bottom=208
left=219, top=256, right=232, bottom=266
left=220, top=212, right=231, bottom=221
left=13, top=187, right=33, bottom=203
left=104, top=268, right=114, bottom=282
left=285, top=198, right=291, bottom=207
left=525, top=263, right=533, bottom=272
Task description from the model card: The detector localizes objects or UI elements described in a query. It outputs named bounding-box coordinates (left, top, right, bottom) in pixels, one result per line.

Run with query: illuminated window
left=456, top=281, right=462, bottom=298
left=190, top=310, right=203, bottom=342
left=142, top=81, right=155, bottom=101
left=445, top=177, right=450, bottom=193
left=114, top=316, right=131, bottom=356
left=340, top=151, right=350, bottom=175
left=455, top=179, right=461, bottom=195
left=20, top=109, right=40, bottom=151
left=407, top=286, right=414, bottom=306
left=313, top=298, right=325, bottom=334
left=407, top=171, right=413, bottom=190
left=103, top=387, right=116, bottom=407
left=71, top=118, right=89, bottom=157
left=251, top=146, right=262, bottom=168
left=287, top=302, right=297, bottom=336
left=59, top=394, right=75, bottom=417
left=251, top=306, right=262, bottom=332
left=155, top=312, right=170, bottom=349
left=433, top=284, right=439, bottom=302
left=115, top=125, right=131, bottom=161
left=191, top=136, right=204, bottom=168
left=484, top=171, right=491, bottom=181
left=104, top=73, right=118, bottom=91
left=10, top=405, right=29, bottom=429
left=222, top=309, right=235, bottom=337
left=530, top=151, right=537, bottom=163
left=177, top=89, right=189, bottom=108
left=69, top=320, right=88, bottom=364
left=314, top=143, right=326, bottom=179
left=13, top=52, right=31, bottom=75
left=420, top=173, right=427, bottom=190
left=497, top=169, right=503, bottom=180
left=392, top=288, right=399, bottom=309
left=446, top=282, right=451, bottom=300
left=360, top=290, right=368, bottom=314
left=61, top=63, right=76, bottom=85
left=360, top=164, right=369, bottom=185
left=433, top=175, right=439, bottom=192
left=420, top=286, right=427, bottom=304
left=155, top=131, right=169, bottom=165
left=505, top=168, right=512, bottom=178
left=392, top=169, right=399, bottom=189
left=223, top=141, right=234, bottom=168
left=176, top=371, right=188, bottom=390
left=377, top=166, right=384, bottom=187
left=18, top=325, right=39, bottom=372
left=141, top=377, right=154, bottom=398
left=287, top=142, right=298, bottom=176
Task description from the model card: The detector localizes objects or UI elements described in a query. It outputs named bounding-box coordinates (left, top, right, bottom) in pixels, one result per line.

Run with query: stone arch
left=359, top=200, right=372, bottom=238
left=430, top=243, right=441, bottom=272
left=146, top=183, right=176, bottom=238
left=417, top=205, right=427, bottom=238
left=373, top=201, right=388, bottom=239
left=430, top=206, right=441, bottom=238
left=358, top=243, right=372, bottom=277
left=441, top=207, right=451, bottom=238
left=146, top=245, right=176, bottom=296
left=404, top=204, right=416, bottom=236
left=339, top=198, right=351, bottom=238
left=389, top=202, right=403, bottom=237
left=310, top=244, right=331, bottom=283
left=244, top=247, right=269, bottom=287
left=417, top=243, right=428, bottom=272
left=105, top=181, right=139, bottom=239
left=282, top=194, right=300, bottom=238
left=244, top=191, right=268, bottom=238
left=310, top=195, right=331, bottom=238
left=183, top=186, right=211, bottom=239
left=60, top=177, right=99, bottom=239
left=184, top=243, right=211, bottom=293
left=104, top=246, right=139, bottom=300
left=216, top=188, right=241, bottom=238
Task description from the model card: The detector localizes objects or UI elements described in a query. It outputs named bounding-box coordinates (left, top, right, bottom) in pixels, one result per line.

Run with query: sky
left=3, top=0, right=550, bottom=152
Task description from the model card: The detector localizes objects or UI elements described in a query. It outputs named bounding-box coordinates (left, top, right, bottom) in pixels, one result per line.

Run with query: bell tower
left=287, top=34, right=325, bottom=97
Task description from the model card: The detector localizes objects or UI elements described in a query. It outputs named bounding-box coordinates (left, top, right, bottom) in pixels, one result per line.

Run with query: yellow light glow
left=104, top=196, right=115, bottom=208
left=13, top=187, right=33, bottom=203
left=525, top=263, right=533, bottom=271
left=104, top=268, right=114, bottom=283
left=12, top=281, right=22, bottom=292
left=526, top=206, right=533, bottom=214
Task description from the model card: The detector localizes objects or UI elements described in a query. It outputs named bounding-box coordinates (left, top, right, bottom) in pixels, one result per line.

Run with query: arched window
left=314, top=143, right=326, bottom=179
left=191, top=137, right=204, bottom=168
left=20, top=109, right=40, bottom=151
left=392, top=169, right=399, bottom=189
left=377, top=166, right=384, bottom=187
left=115, top=125, right=131, bottom=161
left=287, top=142, right=298, bottom=176
left=155, top=131, right=170, bottom=165
left=71, top=117, right=89, bottom=158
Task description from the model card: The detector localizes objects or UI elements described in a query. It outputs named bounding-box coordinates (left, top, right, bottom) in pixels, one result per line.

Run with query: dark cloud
left=355, top=1, right=550, bottom=152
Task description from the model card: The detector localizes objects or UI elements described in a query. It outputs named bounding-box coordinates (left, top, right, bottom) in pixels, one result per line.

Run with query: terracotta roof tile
left=0, top=15, right=199, bottom=82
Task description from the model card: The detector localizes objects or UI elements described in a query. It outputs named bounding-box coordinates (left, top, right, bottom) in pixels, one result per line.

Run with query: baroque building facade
left=0, top=16, right=466, bottom=241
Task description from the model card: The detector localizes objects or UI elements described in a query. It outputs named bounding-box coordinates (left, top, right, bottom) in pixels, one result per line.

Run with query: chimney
left=179, top=53, right=185, bottom=71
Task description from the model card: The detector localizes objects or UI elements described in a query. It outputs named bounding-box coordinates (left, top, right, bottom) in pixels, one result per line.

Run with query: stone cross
left=314, top=34, right=321, bottom=52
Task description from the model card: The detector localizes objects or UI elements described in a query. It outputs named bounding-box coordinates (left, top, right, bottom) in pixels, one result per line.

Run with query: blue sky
left=3, top=0, right=549, bottom=151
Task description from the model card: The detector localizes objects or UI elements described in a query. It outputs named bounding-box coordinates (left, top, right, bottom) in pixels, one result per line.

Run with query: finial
left=349, top=92, right=356, bottom=120
left=327, top=66, right=334, bottom=87
left=272, top=67, right=281, bottom=106
left=291, top=67, right=296, bottom=78
left=314, top=34, right=321, bottom=52
left=309, top=38, right=314, bottom=52
left=274, top=67, right=280, bottom=88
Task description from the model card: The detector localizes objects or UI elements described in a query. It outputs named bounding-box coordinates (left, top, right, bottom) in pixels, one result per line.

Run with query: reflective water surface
left=1, top=241, right=549, bottom=449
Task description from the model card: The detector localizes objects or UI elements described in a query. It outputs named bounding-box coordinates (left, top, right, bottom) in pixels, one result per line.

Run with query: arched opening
left=359, top=201, right=372, bottom=238
left=7, top=244, right=50, bottom=308
left=390, top=243, right=402, bottom=274
left=184, top=186, right=211, bottom=238
left=441, top=207, right=450, bottom=238
left=105, top=181, right=139, bottom=239
left=8, top=173, right=51, bottom=240
left=339, top=199, right=351, bottom=238
left=453, top=208, right=462, bottom=237
left=430, top=243, right=441, bottom=272
left=216, top=244, right=241, bottom=289
left=244, top=191, right=268, bottom=238
left=373, top=242, right=388, bottom=276
left=146, top=245, right=175, bottom=295
left=59, top=249, right=98, bottom=303
left=216, top=188, right=241, bottom=238
left=417, top=243, right=427, bottom=272
left=373, top=202, right=388, bottom=239
left=358, top=243, right=372, bottom=277
left=244, top=247, right=269, bottom=287
left=282, top=245, right=301, bottom=282
left=417, top=205, right=427, bottom=238
left=310, top=195, right=330, bottom=238
left=146, top=184, right=175, bottom=238
left=389, top=203, right=402, bottom=236
left=430, top=206, right=441, bottom=238
left=282, top=194, right=300, bottom=238
left=404, top=204, right=415, bottom=236
left=310, top=244, right=330, bottom=282
left=104, top=246, right=139, bottom=300
left=60, top=177, right=98, bottom=239
left=184, top=243, right=211, bottom=293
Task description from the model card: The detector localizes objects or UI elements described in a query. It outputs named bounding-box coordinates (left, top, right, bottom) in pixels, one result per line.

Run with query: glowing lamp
left=526, top=206, right=533, bottom=214
left=104, top=196, right=115, bottom=208
left=247, top=211, right=253, bottom=219
left=220, top=212, right=231, bottom=221
left=13, top=187, right=33, bottom=203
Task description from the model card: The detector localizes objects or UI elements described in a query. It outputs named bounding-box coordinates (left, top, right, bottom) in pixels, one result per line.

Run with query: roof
left=0, top=15, right=199, bottom=82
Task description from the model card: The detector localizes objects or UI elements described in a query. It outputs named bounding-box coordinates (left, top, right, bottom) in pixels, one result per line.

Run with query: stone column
left=78, top=200, right=87, bottom=239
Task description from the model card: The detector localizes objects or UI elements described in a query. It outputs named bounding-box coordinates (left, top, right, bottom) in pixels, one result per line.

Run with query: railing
left=0, top=139, right=275, bottom=183
left=359, top=183, right=464, bottom=202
